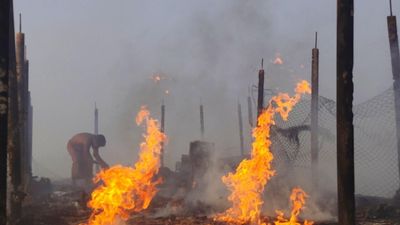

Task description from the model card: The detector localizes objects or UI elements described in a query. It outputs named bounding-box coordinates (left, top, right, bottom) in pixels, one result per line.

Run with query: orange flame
left=274, top=188, right=314, bottom=225
left=273, top=54, right=284, bottom=65
left=85, top=106, right=166, bottom=225
left=151, top=74, right=162, bottom=83
left=215, top=81, right=311, bottom=224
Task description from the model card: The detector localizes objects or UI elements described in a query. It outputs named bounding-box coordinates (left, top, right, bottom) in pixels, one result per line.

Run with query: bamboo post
left=337, top=0, right=355, bottom=224
left=311, top=32, right=319, bottom=189
left=257, top=59, right=264, bottom=119
left=237, top=102, right=244, bottom=156
left=247, top=96, right=253, bottom=127
left=161, top=101, right=165, bottom=167
left=94, top=103, right=100, bottom=173
left=200, top=104, right=204, bottom=139
left=387, top=0, right=400, bottom=192
left=0, top=1, right=11, bottom=223
left=15, top=12, right=24, bottom=190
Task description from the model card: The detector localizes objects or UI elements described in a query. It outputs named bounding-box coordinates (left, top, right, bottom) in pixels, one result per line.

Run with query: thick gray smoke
left=14, top=0, right=398, bottom=220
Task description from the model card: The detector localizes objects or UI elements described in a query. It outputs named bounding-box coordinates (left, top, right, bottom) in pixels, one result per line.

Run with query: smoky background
left=13, top=0, right=397, bottom=213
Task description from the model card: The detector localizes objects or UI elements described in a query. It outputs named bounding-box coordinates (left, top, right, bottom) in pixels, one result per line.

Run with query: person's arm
left=92, top=147, right=109, bottom=169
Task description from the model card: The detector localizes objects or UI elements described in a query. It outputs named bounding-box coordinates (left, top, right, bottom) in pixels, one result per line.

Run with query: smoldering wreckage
left=3, top=1, right=400, bottom=225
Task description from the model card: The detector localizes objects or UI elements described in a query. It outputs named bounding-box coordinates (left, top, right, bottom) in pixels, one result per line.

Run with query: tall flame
left=274, top=188, right=314, bottom=225
left=215, top=80, right=311, bottom=224
left=85, top=106, right=166, bottom=225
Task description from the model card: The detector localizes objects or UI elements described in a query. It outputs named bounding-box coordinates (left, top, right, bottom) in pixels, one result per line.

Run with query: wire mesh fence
left=269, top=87, right=400, bottom=198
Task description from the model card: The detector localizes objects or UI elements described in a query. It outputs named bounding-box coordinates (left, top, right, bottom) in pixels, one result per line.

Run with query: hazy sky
left=13, top=0, right=398, bottom=178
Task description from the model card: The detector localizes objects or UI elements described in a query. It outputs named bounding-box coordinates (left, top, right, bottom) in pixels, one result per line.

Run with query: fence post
left=387, top=0, right=400, bottom=193
left=337, top=0, right=355, bottom=224
left=311, top=32, right=319, bottom=189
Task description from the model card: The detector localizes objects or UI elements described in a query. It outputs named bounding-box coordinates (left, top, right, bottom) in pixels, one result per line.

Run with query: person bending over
left=67, top=133, right=109, bottom=186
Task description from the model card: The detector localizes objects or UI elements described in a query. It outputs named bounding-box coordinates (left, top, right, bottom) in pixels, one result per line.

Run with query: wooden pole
left=27, top=92, right=32, bottom=180
left=161, top=102, right=165, bottom=167
left=247, top=96, right=253, bottom=127
left=257, top=59, right=264, bottom=119
left=11, top=11, right=24, bottom=221
left=94, top=103, right=100, bottom=173
left=387, top=0, right=400, bottom=192
left=0, top=1, right=11, bottom=223
left=337, top=0, right=355, bottom=224
left=22, top=56, right=29, bottom=193
left=200, top=104, right=204, bottom=139
left=237, top=102, right=244, bottom=156
left=311, top=32, right=319, bottom=189
left=94, top=103, right=98, bottom=135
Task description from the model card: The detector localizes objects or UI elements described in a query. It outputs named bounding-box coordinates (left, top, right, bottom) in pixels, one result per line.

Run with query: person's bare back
left=67, top=133, right=109, bottom=185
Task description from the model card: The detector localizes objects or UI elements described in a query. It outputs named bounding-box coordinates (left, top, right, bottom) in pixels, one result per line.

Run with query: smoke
left=100, top=0, right=278, bottom=170
left=14, top=0, right=398, bottom=222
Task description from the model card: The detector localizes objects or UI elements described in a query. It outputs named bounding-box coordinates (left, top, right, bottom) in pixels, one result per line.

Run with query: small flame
left=215, top=81, right=311, bottom=224
left=274, top=188, right=314, bottom=225
left=85, top=106, right=166, bottom=225
left=165, top=90, right=170, bottom=95
left=150, top=73, right=167, bottom=83
left=273, top=54, right=284, bottom=65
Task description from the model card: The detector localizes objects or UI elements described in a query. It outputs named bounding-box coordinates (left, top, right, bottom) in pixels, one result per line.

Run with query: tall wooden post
left=27, top=92, right=32, bottom=180
left=0, top=1, right=11, bottom=224
left=94, top=103, right=98, bottom=135
left=94, top=103, right=100, bottom=173
left=311, top=32, right=320, bottom=189
left=387, top=0, right=400, bottom=191
left=22, top=56, right=30, bottom=192
left=200, top=104, right=204, bottom=139
left=337, top=0, right=355, bottom=224
left=247, top=96, right=253, bottom=127
left=237, top=102, right=244, bottom=156
left=12, top=12, right=24, bottom=220
left=161, top=102, right=165, bottom=167
left=257, top=59, right=264, bottom=119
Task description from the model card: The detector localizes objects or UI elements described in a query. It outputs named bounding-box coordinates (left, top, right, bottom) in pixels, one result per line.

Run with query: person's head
left=93, top=134, right=106, bottom=148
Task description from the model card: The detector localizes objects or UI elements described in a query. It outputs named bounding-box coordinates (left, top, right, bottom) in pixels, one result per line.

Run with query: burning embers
left=215, top=80, right=313, bottom=225
left=275, top=188, right=313, bottom=225
left=84, top=106, right=166, bottom=225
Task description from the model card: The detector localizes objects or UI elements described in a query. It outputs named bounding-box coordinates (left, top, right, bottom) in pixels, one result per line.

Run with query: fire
left=215, top=81, right=311, bottom=224
left=274, top=188, right=314, bottom=225
left=150, top=73, right=169, bottom=84
left=151, top=74, right=162, bottom=83
left=84, top=106, right=166, bottom=225
left=273, top=54, right=284, bottom=65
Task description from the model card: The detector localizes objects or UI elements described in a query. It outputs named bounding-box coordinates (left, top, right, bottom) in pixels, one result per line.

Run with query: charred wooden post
left=337, top=0, right=355, bottom=224
left=387, top=0, right=400, bottom=192
left=311, top=32, right=319, bottom=189
left=257, top=59, right=264, bottom=119
left=22, top=57, right=30, bottom=192
left=94, top=103, right=98, bottom=135
left=161, top=101, right=165, bottom=167
left=94, top=103, right=100, bottom=173
left=200, top=104, right=205, bottom=139
left=247, top=96, right=253, bottom=127
left=7, top=3, right=23, bottom=223
left=0, top=1, right=11, bottom=223
left=237, top=102, right=244, bottom=156
left=9, top=13, right=30, bottom=220
left=27, top=92, right=32, bottom=180
left=15, top=13, right=29, bottom=192
left=14, top=13, right=24, bottom=191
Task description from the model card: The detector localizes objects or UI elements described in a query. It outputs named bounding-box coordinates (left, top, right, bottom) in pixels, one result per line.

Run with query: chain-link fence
left=267, top=87, right=399, bottom=198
